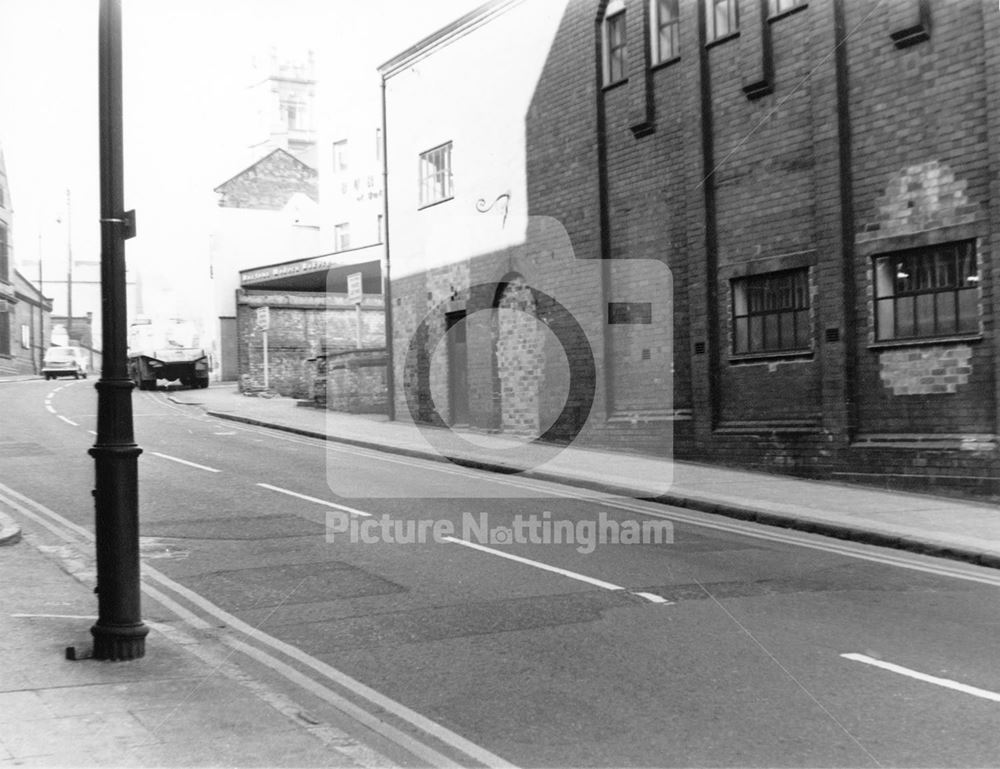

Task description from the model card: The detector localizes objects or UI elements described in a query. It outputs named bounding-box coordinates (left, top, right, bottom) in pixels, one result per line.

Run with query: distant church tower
left=247, top=47, right=317, bottom=165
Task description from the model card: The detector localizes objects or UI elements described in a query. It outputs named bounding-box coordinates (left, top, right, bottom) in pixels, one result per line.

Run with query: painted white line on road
left=0, top=481, right=516, bottom=769
left=57, top=415, right=78, bottom=427
left=633, top=592, right=673, bottom=604
left=139, top=565, right=518, bottom=768
left=443, top=536, right=625, bottom=591
left=257, top=483, right=371, bottom=517
left=87, top=430, right=97, bottom=436
left=11, top=613, right=97, bottom=620
left=45, top=404, right=56, bottom=414
left=149, top=401, right=1000, bottom=590
left=842, top=653, right=1000, bottom=702
left=225, top=637, right=467, bottom=769
left=151, top=452, right=221, bottom=473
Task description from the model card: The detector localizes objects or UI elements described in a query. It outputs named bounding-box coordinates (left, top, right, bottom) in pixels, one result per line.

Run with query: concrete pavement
left=167, top=384, right=1000, bottom=570
left=0, top=515, right=390, bottom=768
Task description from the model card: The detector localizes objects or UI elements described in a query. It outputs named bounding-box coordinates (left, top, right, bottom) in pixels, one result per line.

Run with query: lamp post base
left=91, top=621, right=148, bottom=661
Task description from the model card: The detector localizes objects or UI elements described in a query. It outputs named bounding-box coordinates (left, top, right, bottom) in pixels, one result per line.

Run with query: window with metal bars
left=873, top=241, right=979, bottom=341
left=732, top=268, right=810, bottom=354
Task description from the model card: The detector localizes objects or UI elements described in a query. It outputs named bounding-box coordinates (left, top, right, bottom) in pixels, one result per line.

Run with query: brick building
left=383, top=0, right=1000, bottom=494
left=235, top=253, right=384, bottom=399
left=0, top=145, right=54, bottom=377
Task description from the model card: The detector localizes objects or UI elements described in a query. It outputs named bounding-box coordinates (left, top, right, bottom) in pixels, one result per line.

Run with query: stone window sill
left=729, top=350, right=813, bottom=365
left=868, top=334, right=982, bottom=351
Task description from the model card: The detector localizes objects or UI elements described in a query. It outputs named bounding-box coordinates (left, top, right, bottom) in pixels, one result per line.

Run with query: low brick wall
left=322, top=348, right=388, bottom=414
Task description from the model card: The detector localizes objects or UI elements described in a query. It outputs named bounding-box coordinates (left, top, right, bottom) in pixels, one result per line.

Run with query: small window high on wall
left=706, top=0, right=738, bottom=41
left=603, top=0, right=628, bottom=85
left=651, top=0, right=680, bottom=64
left=732, top=268, right=810, bottom=355
left=874, top=241, right=979, bottom=341
left=419, top=142, right=453, bottom=208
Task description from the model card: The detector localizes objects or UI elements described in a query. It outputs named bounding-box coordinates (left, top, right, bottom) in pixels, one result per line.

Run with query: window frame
left=0, top=223, right=9, bottom=284
left=768, top=0, right=805, bottom=17
left=650, top=0, right=680, bottom=65
left=706, top=0, right=739, bottom=42
left=731, top=267, right=811, bottom=357
left=602, top=0, right=628, bottom=86
left=418, top=141, right=454, bottom=209
left=0, top=308, right=9, bottom=357
left=872, top=240, right=979, bottom=343
left=332, top=140, right=348, bottom=174
left=333, top=222, right=351, bottom=252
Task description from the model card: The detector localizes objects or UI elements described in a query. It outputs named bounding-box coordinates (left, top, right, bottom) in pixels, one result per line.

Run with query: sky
left=0, top=0, right=480, bottom=321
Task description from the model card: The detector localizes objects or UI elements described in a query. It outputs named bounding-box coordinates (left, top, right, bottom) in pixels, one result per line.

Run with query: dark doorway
left=446, top=311, right=469, bottom=425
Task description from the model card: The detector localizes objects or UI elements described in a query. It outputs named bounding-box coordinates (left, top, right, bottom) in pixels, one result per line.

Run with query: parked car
left=42, top=347, right=88, bottom=380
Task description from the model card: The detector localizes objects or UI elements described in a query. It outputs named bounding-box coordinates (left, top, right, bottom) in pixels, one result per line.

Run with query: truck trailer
left=127, top=318, right=209, bottom=390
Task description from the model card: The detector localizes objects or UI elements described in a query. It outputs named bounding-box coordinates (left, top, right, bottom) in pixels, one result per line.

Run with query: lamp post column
left=89, top=0, right=147, bottom=661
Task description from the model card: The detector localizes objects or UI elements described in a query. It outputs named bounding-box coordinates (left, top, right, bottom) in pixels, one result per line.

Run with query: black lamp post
left=89, top=0, right=148, bottom=661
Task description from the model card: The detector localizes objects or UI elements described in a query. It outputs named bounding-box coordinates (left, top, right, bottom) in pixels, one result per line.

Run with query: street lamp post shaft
left=90, top=0, right=147, bottom=661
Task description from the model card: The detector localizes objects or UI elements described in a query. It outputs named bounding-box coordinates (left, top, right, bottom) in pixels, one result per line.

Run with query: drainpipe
left=381, top=74, right=395, bottom=421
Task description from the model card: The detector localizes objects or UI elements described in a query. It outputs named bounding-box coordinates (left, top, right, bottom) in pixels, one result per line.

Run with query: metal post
left=37, top=232, right=43, bottom=373
left=89, top=0, right=148, bottom=661
left=66, top=189, right=73, bottom=344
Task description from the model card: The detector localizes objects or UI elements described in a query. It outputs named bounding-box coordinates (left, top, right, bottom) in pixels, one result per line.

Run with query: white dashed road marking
left=150, top=452, right=220, bottom=473
left=842, top=653, right=1000, bottom=702
left=257, top=483, right=372, bottom=517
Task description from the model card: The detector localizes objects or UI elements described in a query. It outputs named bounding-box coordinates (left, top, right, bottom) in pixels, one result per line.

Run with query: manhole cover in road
left=0, top=442, right=53, bottom=457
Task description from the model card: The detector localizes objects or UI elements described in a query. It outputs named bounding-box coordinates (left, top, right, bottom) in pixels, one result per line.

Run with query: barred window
left=651, top=0, right=680, bottom=64
left=706, top=0, right=738, bottom=41
left=874, top=241, right=978, bottom=341
left=603, top=1, right=628, bottom=85
left=419, top=142, right=453, bottom=208
left=732, top=268, right=810, bottom=354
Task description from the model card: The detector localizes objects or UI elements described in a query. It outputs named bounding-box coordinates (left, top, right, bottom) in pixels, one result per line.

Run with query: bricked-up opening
left=495, top=276, right=544, bottom=437
left=731, top=268, right=810, bottom=354
left=873, top=240, right=978, bottom=341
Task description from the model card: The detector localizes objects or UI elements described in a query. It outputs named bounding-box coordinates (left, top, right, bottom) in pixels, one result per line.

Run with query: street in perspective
left=2, top=0, right=1000, bottom=767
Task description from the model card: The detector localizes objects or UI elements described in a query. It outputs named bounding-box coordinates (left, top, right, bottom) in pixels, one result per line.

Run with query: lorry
left=127, top=318, right=209, bottom=390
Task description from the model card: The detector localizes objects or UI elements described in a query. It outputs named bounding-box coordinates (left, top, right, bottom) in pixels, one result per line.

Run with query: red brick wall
left=389, top=0, right=1000, bottom=492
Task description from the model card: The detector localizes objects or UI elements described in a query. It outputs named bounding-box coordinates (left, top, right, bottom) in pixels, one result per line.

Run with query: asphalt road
left=3, top=378, right=1000, bottom=768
